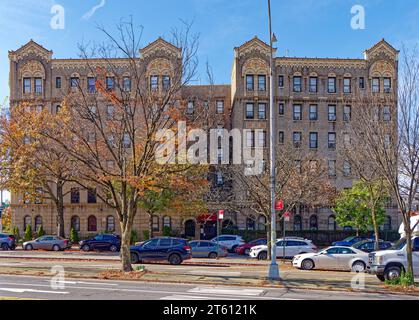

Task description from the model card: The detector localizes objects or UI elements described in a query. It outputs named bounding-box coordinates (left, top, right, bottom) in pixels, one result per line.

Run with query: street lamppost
left=267, top=0, right=280, bottom=281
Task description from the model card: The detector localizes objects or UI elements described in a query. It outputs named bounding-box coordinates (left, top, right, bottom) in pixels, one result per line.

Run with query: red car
left=235, top=238, right=267, bottom=255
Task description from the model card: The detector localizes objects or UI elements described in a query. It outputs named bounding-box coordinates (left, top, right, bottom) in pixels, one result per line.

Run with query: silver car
left=189, top=240, right=228, bottom=258
left=23, top=235, right=71, bottom=251
left=292, top=246, right=369, bottom=272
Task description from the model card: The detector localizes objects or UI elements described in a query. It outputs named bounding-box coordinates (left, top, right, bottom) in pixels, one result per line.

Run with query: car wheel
left=257, top=251, right=268, bottom=260
left=52, top=244, right=60, bottom=252
left=231, top=245, right=238, bottom=253
left=376, top=274, right=385, bottom=282
left=208, top=252, right=217, bottom=259
left=351, top=261, right=366, bottom=273
left=301, top=259, right=315, bottom=270
left=25, top=244, right=33, bottom=251
left=109, top=245, right=118, bottom=252
left=1, top=243, right=9, bottom=251
left=244, top=248, right=250, bottom=255
left=130, top=252, right=140, bottom=264
left=81, top=244, right=90, bottom=252
left=169, top=253, right=182, bottom=265
left=384, top=266, right=402, bottom=281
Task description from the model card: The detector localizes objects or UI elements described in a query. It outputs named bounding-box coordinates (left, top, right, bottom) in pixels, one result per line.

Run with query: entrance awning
left=197, top=213, right=217, bottom=223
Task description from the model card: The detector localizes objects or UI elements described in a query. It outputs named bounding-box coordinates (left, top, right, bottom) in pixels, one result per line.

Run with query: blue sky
left=0, top=0, right=419, bottom=200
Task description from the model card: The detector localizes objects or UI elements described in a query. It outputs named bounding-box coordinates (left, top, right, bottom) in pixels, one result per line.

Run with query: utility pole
left=267, top=0, right=280, bottom=281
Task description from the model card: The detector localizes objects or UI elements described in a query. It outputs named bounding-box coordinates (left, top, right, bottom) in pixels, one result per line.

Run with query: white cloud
left=82, top=0, right=106, bottom=20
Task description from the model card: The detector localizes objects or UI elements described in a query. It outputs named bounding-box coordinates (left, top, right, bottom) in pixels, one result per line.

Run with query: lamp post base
left=268, top=262, right=280, bottom=281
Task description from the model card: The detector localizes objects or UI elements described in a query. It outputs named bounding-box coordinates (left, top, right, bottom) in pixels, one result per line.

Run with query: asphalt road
left=0, top=274, right=417, bottom=300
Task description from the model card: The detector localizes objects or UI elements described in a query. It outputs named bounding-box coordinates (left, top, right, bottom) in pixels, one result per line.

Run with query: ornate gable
left=9, top=40, right=53, bottom=62
left=234, top=36, right=275, bottom=59
left=364, top=39, right=399, bottom=61
left=140, top=37, right=181, bottom=59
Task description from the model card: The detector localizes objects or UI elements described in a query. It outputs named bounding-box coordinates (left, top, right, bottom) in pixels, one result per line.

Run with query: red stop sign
left=275, top=200, right=284, bottom=211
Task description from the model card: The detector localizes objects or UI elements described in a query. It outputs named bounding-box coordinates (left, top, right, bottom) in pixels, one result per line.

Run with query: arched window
left=343, top=226, right=353, bottom=231
left=246, top=216, right=256, bottom=231
left=163, top=216, right=171, bottom=228
left=383, top=216, right=392, bottom=231
left=87, top=215, right=97, bottom=232
left=184, top=220, right=196, bottom=238
left=258, top=215, right=267, bottom=231
left=23, top=215, right=31, bottom=230
left=309, top=215, right=318, bottom=231
left=293, top=215, right=302, bottom=231
left=34, top=215, right=42, bottom=231
left=152, top=216, right=159, bottom=232
left=328, top=215, right=337, bottom=231
left=106, top=216, right=115, bottom=232
left=71, top=216, right=80, bottom=232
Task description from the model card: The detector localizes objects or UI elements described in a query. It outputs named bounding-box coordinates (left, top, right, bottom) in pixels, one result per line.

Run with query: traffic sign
left=218, top=210, right=224, bottom=220
left=275, top=200, right=284, bottom=211
left=283, top=211, right=290, bottom=222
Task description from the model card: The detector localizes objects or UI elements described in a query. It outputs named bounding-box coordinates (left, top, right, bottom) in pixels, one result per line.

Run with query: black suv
left=0, top=233, right=16, bottom=250
left=79, top=234, right=121, bottom=252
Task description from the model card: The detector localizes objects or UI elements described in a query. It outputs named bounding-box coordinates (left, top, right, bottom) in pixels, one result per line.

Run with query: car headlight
left=294, top=255, right=301, bottom=260
left=375, top=256, right=383, bottom=265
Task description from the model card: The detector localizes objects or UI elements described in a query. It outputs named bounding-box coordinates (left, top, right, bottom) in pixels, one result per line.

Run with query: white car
left=210, top=235, right=245, bottom=252
left=292, top=246, right=369, bottom=272
left=249, top=237, right=317, bottom=260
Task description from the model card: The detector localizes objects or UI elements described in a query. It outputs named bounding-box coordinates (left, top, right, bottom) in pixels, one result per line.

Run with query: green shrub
left=385, top=270, right=414, bottom=287
left=142, top=230, right=150, bottom=241
left=24, top=224, right=32, bottom=241
left=12, top=226, right=20, bottom=242
left=131, top=230, right=139, bottom=244
left=163, top=226, right=171, bottom=237
left=37, top=225, right=45, bottom=238
left=70, top=227, right=79, bottom=243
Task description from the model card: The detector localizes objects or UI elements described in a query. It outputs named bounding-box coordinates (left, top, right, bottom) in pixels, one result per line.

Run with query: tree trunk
left=120, top=223, right=133, bottom=272
left=56, top=183, right=65, bottom=237
left=371, top=207, right=380, bottom=251
left=148, top=213, right=153, bottom=239
left=404, top=215, right=414, bottom=282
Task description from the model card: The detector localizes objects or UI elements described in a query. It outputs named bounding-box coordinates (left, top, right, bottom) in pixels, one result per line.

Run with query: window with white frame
left=216, top=100, right=224, bottom=114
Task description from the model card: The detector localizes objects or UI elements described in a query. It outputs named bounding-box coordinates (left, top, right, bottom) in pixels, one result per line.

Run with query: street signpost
left=282, top=211, right=290, bottom=260
left=217, top=210, right=224, bottom=259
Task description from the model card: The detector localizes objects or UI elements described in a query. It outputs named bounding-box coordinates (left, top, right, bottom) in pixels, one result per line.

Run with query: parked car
left=235, top=238, right=267, bottom=255
left=23, top=235, right=71, bottom=251
left=189, top=240, right=228, bottom=258
left=332, top=236, right=371, bottom=247
left=210, top=235, right=245, bottom=252
left=130, top=237, right=192, bottom=265
left=292, top=246, right=369, bottom=272
left=79, top=234, right=121, bottom=252
left=352, top=239, right=392, bottom=253
left=0, top=233, right=16, bottom=251
left=368, top=235, right=419, bottom=281
left=249, top=237, right=317, bottom=260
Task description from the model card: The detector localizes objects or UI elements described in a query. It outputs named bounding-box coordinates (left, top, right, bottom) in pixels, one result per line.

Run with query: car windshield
left=343, top=236, right=355, bottom=242
left=389, top=238, right=406, bottom=250
left=352, top=240, right=367, bottom=248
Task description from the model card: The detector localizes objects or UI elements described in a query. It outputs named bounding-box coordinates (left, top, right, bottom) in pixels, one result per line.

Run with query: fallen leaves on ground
left=98, top=269, right=148, bottom=280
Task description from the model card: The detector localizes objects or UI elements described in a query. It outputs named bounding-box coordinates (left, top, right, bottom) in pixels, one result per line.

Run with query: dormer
left=364, top=39, right=399, bottom=62
left=9, top=40, right=53, bottom=63
left=139, top=37, right=181, bottom=60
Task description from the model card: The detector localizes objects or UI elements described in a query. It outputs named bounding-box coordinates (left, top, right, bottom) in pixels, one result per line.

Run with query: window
left=70, top=188, right=80, bottom=204
left=87, top=77, right=96, bottom=93
left=123, top=133, right=131, bottom=148
left=278, top=103, right=284, bottom=116
left=343, top=78, right=351, bottom=93
left=328, top=215, right=336, bottom=231
left=56, top=105, right=61, bottom=114
left=107, top=160, right=115, bottom=170
left=216, top=171, right=223, bottom=185
left=328, top=77, right=336, bottom=93
left=309, top=132, right=318, bottom=149
left=309, top=215, right=318, bottom=231
left=23, top=78, right=31, bottom=93
left=71, top=216, right=80, bottom=232
left=150, top=75, right=159, bottom=91
left=162, top=75, right=170, bottom=91
left=309, top=77, right=317, bottom=93
left=359, top=77, right=365, bottom=89
left=87, top=188, right=97, bottom=204
left=106, top=77, right=115, bottom=90
left=88, top=132, right=96, bottom=143
left=258, top=75, right=266, bottom=91
left=293, top=76, right=302, bottom=92
left=87, top=215, right=97, bottom=232
left=35, top=78, right=42, bottom=94
left=328, top=160, right=336, bottom=177
left=383, top=216, right=392, bottom=231
left=293, top=132, right=302, bottom=148
left=246, top=216, right=255, bottom=230
left=278, top=131, right=284, bottom=144
left=309, top=104, right=318, bottom=121
left=328, top=132, right=336, bottom=149
left=106, top=216, right=115, bottom=232
left=216, top=100, right=224, bottom=114
left=328, top=105, right=337, bottom=121
left=246, top=103, right=254, bottom=119
left=384, top=134, right=391, bottom=149
left=343, top=105, right=351, bottom=121
left=70, top=77, right=79, bottom=88
left=295, top=160, right=302, bottom=173
left=36, top=105, right=43, bottom=113
left=258, top=215, right=266, bottom=231
left=383, top=106, right=391, bottom=121
left=246, top=75, right=254, bottom=91
left=258, top=103, right=266, bottom=119
left=372, top=77, right=380, bottom=93
left=34, top=187, right=43, bottom=204
left=56, top=77, right=61, bottom=89
left=163, top=216, right=171, bottom=228
left=383, top=78, right=391, bottom=93
left=106, top=105, right=114, bottom=120
left=88, top=105, right=97, bottom=116
left=186, top=101, right=194, bottom=114
left=123, top=77, right=131, bottom=91
left=34, top=216, right=42, bottom=231
left=152, top=216, right=159, bottom=232
left=293, top=215, right=302, bottom=231
left=246, top=130, right=255, bottom=147
left=278, top=75, right=284, bottom=88
left=24, top=215, right=31, bottom=230
left=293, top=104, right=302, bottom=120
left=257, top=131, right=266, bottom=148
left=343, top=161, right=351, bottom=176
